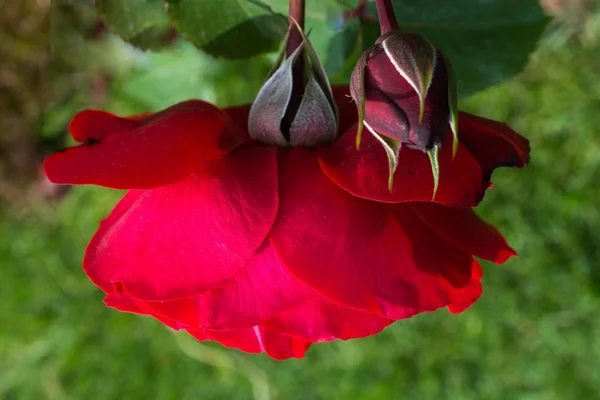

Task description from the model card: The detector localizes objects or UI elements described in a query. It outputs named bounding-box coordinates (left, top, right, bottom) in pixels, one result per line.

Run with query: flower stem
left=281, top=0, right=305, bottom=139
left=287, top=0, right=305, bottom=58
left=374, top=0, right=399, bottom=35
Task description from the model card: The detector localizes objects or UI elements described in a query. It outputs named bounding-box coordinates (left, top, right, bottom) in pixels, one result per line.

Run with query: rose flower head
left=351, top=29, right=458, bottom=196
left=44, top=22, right=530, bottom=359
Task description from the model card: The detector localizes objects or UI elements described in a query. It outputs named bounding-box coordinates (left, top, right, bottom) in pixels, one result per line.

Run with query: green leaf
left=96, top=0, right=172, bottom=50
left=166, top=0, right=287, bottom=59
left=382, top=0, right=550, bottom=97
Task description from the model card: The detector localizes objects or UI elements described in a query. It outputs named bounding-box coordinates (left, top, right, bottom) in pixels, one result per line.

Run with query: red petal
left=446, top=259, right=483, bottom=314
left=331, top=85, right=358, bottom=134
left=458, top=111, right=530, bottom=180
left=104, top=294, right=145, bottom=314
left=84, top=145, right=279, bottom=301
left=140, top=243, right=313, bottom=330
left=69, top=110, right=144, bottom=142
left=318, top=125, right=486, bottom=207
left=187, top=326, right=311, bottom=360
left=264, top=295, right=393, bottom=342
left=410, top=202, right=516, bottom=264
left=104, top=294, right=186, bottom=330
left=221, top=105, right=252, bottom=142
left=44, top=101, right=246, bottom=189
left=270, top=148, right=482, bottom=319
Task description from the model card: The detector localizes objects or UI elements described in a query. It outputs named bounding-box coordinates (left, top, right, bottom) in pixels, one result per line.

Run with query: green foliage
left=166, top=0, right=287, bottom=59
left=96, top=0, right=548, bottom=98
left=382, top=0, right=550, bottom=96
left=96, top=0, right=172, bottom=49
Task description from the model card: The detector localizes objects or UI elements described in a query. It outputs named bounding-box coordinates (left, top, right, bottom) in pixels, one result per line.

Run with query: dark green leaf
left=166, top=0, right=287, bottom=59
left=374, top=0, right=551, bottom=96
left=96, top=0, right=173, bottom=50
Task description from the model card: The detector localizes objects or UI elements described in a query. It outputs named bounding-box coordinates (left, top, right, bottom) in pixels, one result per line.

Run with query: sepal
left=380, top=31, right=437, bottom=123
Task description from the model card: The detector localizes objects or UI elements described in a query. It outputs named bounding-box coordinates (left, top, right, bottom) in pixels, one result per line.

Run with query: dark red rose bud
left=249, top=27, right=338, bottom=147
left=350, top=30, right=459, bottom=197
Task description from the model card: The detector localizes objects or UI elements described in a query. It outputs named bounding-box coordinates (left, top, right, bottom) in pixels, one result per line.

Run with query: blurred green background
left=1, top=0, right=600, bottom=399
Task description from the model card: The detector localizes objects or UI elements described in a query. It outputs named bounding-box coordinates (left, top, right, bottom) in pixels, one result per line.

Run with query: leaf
left=380, top=0, right=550, bottom=97
left=96, top=0, right=173, bottom=50
left=166, top=0, right=287, bottom=59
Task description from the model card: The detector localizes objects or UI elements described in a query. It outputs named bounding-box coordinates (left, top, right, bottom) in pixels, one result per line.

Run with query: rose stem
left=374, top=0, right=399, bottom=35
left=281, top=0, right=306, bottom=139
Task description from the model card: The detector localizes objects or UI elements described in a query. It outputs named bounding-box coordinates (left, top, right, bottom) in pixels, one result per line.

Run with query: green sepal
left=364, top=122, right=401, bottom=192
left=382, top=33, right=436, bottom=123
left=265, top=28, right=291, bottom=80
left=290, top=18, right=338, bottom=122
left=427, top=145, right=440, bottom=201
left=349, top=45, right=376, bottom=150
left=441, top=50, right=459, bottom=159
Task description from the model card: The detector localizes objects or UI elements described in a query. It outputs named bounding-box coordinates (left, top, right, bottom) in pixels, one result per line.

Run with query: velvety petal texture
left=44, top=101, right=246, bottom=189
left=319, top=126, right=486, bottom=206
left=270, top=148, right=484, bottom=319
left=84, top=146, right=279, bottom=301
left=45, top=92, right=530, bottom=359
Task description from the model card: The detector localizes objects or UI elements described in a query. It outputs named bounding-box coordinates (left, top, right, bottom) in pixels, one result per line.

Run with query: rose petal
left=271, top=148, right=481, bottom=319
left=410, top=202, right=516, bottom=264
left=318, top=125, right=486, bottom=207
left=331, top=85, right=358, bottom=134
left=69, top=110, right=144, bottom=142
left=45, top=101, right=246, bottom=189
left=446, top=259, right=483, bottom=314
left=393, top=207, right=484, bottom=309
left=140, top=243, right=314, bottom=330
left=458, top=111, right=530, bottom=181
left=104, top=294, right=186, bottom=330
left=106, top=293, right=314, bottom=359
left=264, top=295, right=394, bottom=342
left=187, top=326, right=311, bottom=360
left=84, top=145, right=279, bottom=301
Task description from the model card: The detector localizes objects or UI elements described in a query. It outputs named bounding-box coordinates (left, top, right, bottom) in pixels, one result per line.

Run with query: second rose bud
left=350, top=29, right=459, bottom=194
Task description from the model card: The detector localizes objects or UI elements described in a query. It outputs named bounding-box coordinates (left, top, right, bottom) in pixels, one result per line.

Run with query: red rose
left=44, top=86, right=529, bottom=360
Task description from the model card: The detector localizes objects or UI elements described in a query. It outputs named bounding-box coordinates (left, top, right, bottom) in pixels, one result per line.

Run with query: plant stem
left=287, top=0, right=305, bottom=58
left=281, top=0, right=305, bottom=139
left=374, top=0, right=399, bottom=34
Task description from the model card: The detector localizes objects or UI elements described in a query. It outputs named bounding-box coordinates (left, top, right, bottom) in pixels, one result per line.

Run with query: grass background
left=1, top=2, right=600, bottom=399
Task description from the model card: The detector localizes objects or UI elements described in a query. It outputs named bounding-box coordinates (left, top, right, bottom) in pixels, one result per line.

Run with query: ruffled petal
left=318, top=125, right=486, bottom=207
left=446, top=259, right=483, bottom=314
left=394, top=208, right=484, bottom=310
left=68, top=110, right=145, bottom=142
left=44, top=101, right=247, bottom=189
left=270, top=148, right=481, bottom=319
left=264, top=295, right=393, bottom=342
left=84, top=145, right=279, bottom=301
left=187, top=326, right=311, bottom=360
left=140, top=243, right=313, bottom=330
left=106, top=293, right=311, bottom=359
left=410, top=202, right=516, bottom=264
left=458, top=111, right=530, bottom=181
left=104, top=294, right=186, bottom=330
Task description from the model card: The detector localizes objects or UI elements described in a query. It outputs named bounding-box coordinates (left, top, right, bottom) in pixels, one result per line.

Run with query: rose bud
left=248, top=25, right=338, bottom=147
left=350, top=30, right=458, bottom=196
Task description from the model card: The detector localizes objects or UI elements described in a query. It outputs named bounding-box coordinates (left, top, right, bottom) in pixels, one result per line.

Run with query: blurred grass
left=2, top=1, right=600, bottom=400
